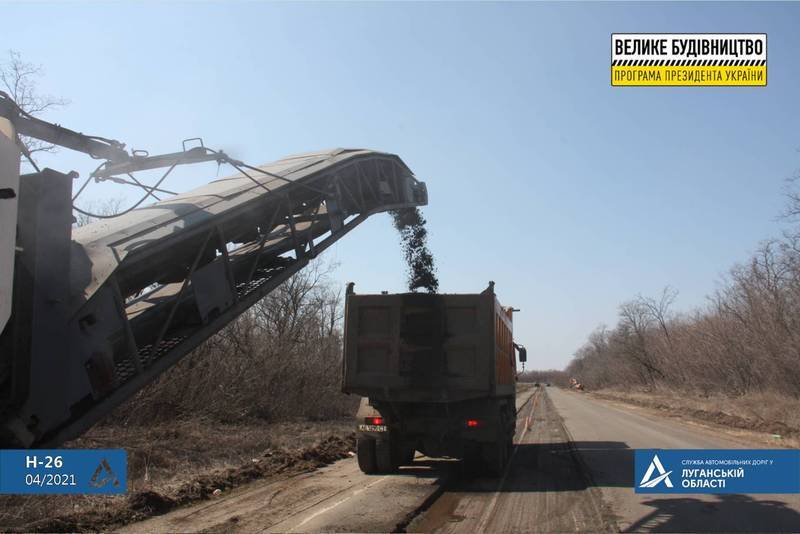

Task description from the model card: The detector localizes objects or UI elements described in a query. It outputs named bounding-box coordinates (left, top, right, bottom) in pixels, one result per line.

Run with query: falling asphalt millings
left=390, top=208, right=439, bottom=293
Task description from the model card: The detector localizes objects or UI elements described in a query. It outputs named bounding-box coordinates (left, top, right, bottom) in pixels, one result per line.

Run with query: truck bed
left=341, top=289, right=515, bottom=403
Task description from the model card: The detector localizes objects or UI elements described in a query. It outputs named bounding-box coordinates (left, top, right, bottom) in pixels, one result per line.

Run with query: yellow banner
left=612, top=65, right=766, bottom=87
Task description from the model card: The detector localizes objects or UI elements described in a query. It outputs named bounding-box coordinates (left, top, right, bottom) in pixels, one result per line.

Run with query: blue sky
left=5, top=2, right=799, bottom=369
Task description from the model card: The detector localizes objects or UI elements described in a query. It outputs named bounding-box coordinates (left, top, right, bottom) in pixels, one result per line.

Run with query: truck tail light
left=366, top=416, right=384, bottom=425
left=466, top=419, right=481, bottom=428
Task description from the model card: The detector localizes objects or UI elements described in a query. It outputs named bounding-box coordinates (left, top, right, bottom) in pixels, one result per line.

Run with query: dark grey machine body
left=0, top=148, right=427, bottom=447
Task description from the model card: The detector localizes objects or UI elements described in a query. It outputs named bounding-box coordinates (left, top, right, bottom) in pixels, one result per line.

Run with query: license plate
left=358, top=424, right=387, bottom=432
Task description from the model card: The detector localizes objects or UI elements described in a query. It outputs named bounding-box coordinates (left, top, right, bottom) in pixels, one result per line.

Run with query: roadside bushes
left=114, top=261, right=359, bottom=425
left=567, top=181, right=800, bottom=398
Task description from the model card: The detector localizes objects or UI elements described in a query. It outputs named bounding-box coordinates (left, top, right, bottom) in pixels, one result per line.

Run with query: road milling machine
left=0, top=91, right=427, bottom=447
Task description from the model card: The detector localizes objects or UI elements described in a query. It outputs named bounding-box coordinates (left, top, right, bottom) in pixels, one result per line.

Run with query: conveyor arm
left=0, top=147, right=427, bottom=447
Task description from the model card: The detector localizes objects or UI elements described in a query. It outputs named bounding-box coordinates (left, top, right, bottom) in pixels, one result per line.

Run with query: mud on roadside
left=0, top=420, right=356, bottom=533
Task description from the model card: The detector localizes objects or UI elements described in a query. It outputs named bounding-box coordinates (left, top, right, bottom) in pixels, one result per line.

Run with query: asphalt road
left=547, top=387, right=800, bottom=532
left=409, top=387, right=613, bottom=533
left=121, top=387, right=800, bottom=533
left=120, top=388, right=537, bottom=533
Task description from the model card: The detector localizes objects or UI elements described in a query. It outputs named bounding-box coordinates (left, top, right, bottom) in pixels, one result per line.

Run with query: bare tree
left=641, top=286, right=677, bottom=342
left=618, top=298, right=665, bottom=388
left=0, top=50, right=69, bottom=162
left=567, top=159, right=800, bottom=398
left=115, top=259, right=355, bottom=424
left=567, top=237, right=800, bottom=396
left=73, top=198, right=124, bottom=227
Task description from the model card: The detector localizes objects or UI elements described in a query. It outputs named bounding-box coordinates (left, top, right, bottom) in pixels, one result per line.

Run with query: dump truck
left=342, top=282, right=527, bottom=476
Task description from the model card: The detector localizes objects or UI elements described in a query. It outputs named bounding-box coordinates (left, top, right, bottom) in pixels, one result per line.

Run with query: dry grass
left=0, top=264, right=363, bottom=532
left=0, top=418, right=355, bottom=532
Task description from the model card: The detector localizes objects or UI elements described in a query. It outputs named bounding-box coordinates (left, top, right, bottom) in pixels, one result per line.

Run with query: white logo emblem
left=639, top=454, right=674, bottom=488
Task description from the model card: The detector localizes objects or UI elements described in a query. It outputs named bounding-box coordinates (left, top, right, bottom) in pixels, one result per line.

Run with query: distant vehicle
left=533, top=382, right=540, bottom=387
left=342, top=282, right=527, bottom=476
left=545, top=383, right=551, bottom=387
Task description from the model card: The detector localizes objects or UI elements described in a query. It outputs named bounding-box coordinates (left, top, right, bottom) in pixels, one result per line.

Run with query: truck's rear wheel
left=357, top=437, right=378, bottom=474
left=375, top=439, right=398, bottom=473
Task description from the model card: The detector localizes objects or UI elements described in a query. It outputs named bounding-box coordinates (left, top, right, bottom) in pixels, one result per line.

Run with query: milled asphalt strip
left=474, top=389, right=541, bottom=532
left=393, top=465, right=457, bottom=534
left=395, top=386, right=539, bottom=533
left=515, top=387, right=537, bottom=415
left=556, top=393, right=621, bottom=533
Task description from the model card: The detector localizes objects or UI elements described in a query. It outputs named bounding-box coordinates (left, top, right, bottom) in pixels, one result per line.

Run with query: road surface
left=121, top=387, right=800, bottom=533
left=546, top=387, right=800, bottom=532
left=120, top=389, right=537, bottom=533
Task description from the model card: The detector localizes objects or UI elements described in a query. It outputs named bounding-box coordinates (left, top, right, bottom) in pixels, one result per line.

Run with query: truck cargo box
left=341, top=285, right=516, bottom=403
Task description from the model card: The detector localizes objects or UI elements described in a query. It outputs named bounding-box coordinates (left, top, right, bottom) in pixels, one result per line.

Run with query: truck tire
left=357, top=437, right=378, bottom=474
left=375, top=439, right=398, bottom=473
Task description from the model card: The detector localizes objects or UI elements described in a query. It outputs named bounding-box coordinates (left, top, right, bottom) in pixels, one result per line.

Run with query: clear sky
left=4, top=1, right=799, bottom=369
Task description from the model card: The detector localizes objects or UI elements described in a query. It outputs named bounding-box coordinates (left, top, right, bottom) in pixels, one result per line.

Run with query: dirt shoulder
left=0, top=419, right=356, bottom=533
left=585, top=388, right=800, bottom=449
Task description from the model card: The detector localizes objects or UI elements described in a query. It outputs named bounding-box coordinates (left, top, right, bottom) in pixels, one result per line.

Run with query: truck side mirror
left=518, top=347, right=527, bottom=363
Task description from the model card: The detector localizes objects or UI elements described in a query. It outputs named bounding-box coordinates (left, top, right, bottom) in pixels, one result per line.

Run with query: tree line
left=567, top=178, right=800, bottom=398
left=114, top=261, right=358, bottom=424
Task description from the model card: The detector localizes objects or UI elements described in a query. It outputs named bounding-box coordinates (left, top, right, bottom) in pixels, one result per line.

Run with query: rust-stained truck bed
left=342, top=290, right=516, bottom=403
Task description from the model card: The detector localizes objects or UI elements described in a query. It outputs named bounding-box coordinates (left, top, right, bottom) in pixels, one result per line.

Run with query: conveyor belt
left=0, top=148, right=426, bottom=447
